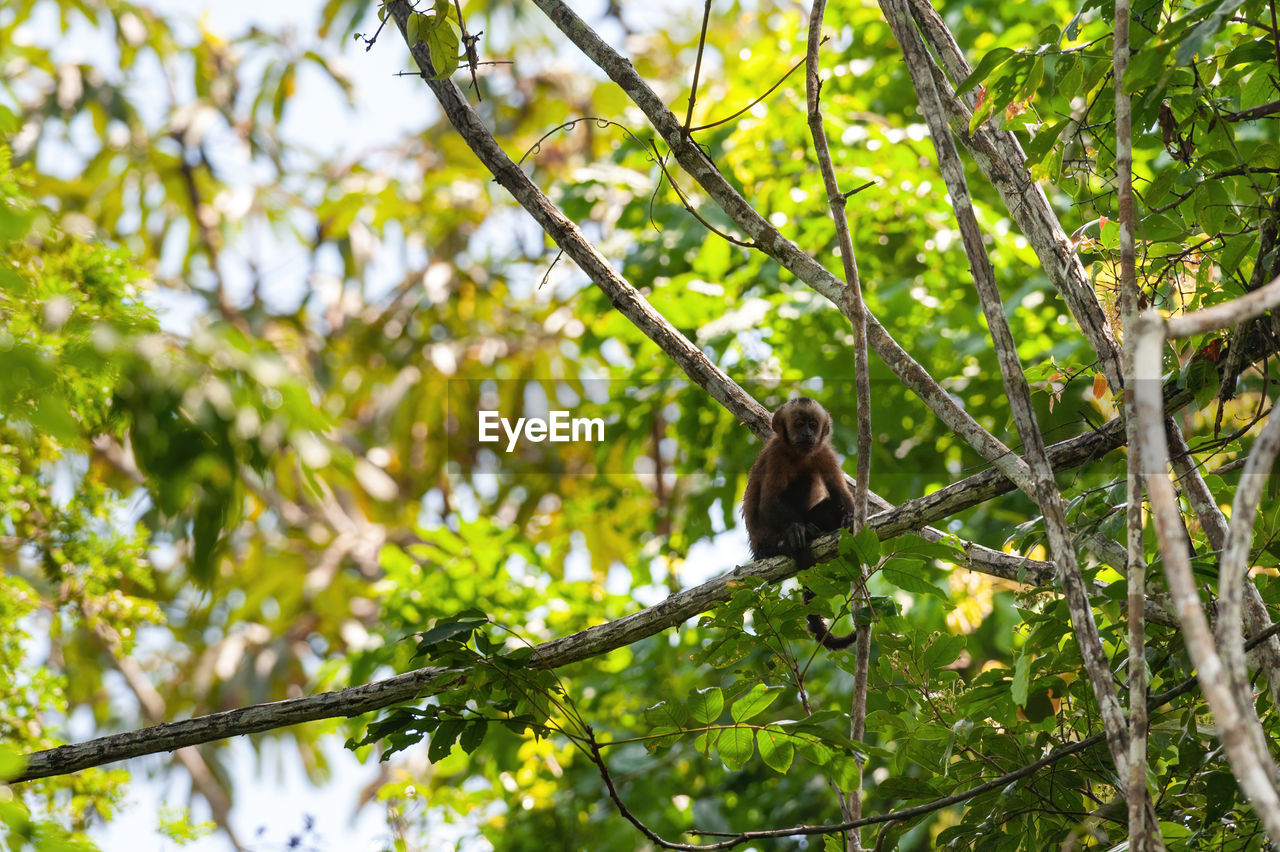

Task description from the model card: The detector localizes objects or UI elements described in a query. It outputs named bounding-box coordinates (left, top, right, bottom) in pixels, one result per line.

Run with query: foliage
left=1, top=0, right=1279, bottom=849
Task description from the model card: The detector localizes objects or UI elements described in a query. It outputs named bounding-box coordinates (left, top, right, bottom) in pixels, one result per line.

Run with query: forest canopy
left=3, top=0, right=1280, bottom=849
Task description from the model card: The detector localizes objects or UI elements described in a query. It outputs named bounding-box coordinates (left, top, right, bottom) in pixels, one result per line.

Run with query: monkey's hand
left=782, top=522, right=814, bottom=554
left=840, top=508, right=856, bottom=531
left=783, top=522, right=829, bottom=555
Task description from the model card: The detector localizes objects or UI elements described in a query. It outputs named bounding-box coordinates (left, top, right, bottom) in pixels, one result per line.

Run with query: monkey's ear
left=772, top=408, right=788, bottom=440
left=819, top=409, right=832, bottom=440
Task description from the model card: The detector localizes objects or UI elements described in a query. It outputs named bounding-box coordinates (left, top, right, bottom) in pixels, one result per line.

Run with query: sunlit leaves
left=402, top=0, right=460, bottom=79
left=7, top=0, right=1280, bottom=846
left=688, top=686, right=724, bottom=725
left=730, top=684, right=783, bottom=723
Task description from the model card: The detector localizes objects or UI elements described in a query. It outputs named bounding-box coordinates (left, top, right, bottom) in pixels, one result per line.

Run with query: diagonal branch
left=879, top=0, right=1133, bottom=778
left=529, top=0, right=1037, bottom=497
left=13, top=532, right=1050, bottom=783
left=904, top=0, right=1124, bottom=388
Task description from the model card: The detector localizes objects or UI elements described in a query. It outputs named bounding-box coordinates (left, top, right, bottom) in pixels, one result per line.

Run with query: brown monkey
left=743, top=397, right=858, bottom=650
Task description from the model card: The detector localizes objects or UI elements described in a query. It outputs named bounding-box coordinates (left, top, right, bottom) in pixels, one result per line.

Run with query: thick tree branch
left=13, top=531, right=1049, bottom=783
left=1167, top=426, right=1280, bottom=707
left=1134, top=309, right=1280, bottom=845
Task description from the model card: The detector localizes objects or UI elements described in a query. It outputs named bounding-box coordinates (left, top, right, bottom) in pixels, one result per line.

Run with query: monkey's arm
left=818, top=450, right=857, bottom=529
left=758, top=478, right=823, bottom=554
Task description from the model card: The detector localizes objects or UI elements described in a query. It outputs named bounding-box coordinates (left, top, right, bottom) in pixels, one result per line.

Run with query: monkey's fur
left=743, top=398, right=858, bottom=650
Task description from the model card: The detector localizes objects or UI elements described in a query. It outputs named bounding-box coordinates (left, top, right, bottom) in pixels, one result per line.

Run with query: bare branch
left=1133, top=311, right=1280, bottom=845
left=1166, top=426, right=1280, bottom=708
left=1112, top=0, right=1158, bottom=843
left=530, top=0, right=1037, bottom=496
left=880, top=0, right=1132, bottom=777
left=805, top=2, right=873, bottom=839
left=682, top=0, right=713, bottom=130
left=904, top=0, right=1124, bottom=389
left=1218, top=398, right=1280, bottom=780
left=15, top=530, right=1049, bottom=783
left=805, top=0, right=871, bottom=535
left=1166, top=273, right=1280, bottom=338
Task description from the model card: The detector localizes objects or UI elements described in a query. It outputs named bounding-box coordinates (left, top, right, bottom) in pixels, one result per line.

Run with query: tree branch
left=12, top=530, right=1048, bottom=783
left=1134, top=303, right=1280, bottom=846
left=1111, top=0, right=1159, bottom=843
left=880, top=0, right=1133, bottom=780
left=804, top=3, right=872, bottom=839
left=904, top=0, right=1124, bottom=389
left=529, top=0, right=1038, bottom=497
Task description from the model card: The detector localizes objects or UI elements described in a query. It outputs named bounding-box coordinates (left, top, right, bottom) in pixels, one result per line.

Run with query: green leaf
left=1123, top=49, right=1168, bottom=95
left=1012, top=652, right=1031, bottom=707
left=645, top=700, right=688, bottom=728
left=460, top=720, right=487, bottom=753
left=849, top=527, right=880, bottom=565
left=894, top=538, right=963, bottom=562
left=1018, top=56, right=1044, bottom=101
left=757, top=729, right=795, bottom=773
left=956, top=47, right=1015, bottom=95
left=1175, top=0, right=1248, bottom=65
left=1220, top=233, right=1256, bottom=274
left=1194, top=180, right=1231, bottom=235
left=689, top=687, right=724, bottom=725
left=428, top=719, right=464, bottom=763
left=406, top=12, right=426, bottom=43
left=415, top=614, right=488, bottom=655
left=427, top=23, right=460, bottom=79
left=646, top=725, right=681, bottom=752
left=1025, top=117, right=1071, bottom=167
left=731, top=684, right=783, bottom=723
left=1178, top=358, right=1219, bottom=408
left=922, top=633, right=966, bottom=670
left=716, top=727, right=755, bottom=769
left=831, top=753, right=861, bottom=789
left=880, top=563, right=948, bottom=601
left=794, top=736, right=834, bottom=767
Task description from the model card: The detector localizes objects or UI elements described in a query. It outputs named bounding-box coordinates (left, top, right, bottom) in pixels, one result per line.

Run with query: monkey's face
left=786, top=413, right=824, bottom=451
left=774, top=399, right=831, bottom=453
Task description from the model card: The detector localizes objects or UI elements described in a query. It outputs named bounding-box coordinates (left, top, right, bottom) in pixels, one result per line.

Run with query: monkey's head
left=772, top=397, right=832, bottom=453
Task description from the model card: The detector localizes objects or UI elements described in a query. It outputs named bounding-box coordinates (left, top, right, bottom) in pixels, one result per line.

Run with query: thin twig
left=690, top=46, right=821, bottom=133
left=805, top=1, right=873, bottom=842
left=1112, top=0, right=1157, bottom=845
left=683, top=0, right=713, bottom=131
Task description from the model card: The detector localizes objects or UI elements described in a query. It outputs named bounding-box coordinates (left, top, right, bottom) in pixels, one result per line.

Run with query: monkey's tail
left=802, top=588, right=859, bottom=651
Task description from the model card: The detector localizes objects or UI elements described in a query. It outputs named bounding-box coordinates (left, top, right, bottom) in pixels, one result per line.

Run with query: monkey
left=742, top=397, right=859, bottom=650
